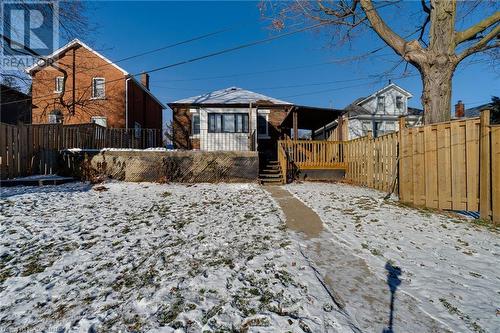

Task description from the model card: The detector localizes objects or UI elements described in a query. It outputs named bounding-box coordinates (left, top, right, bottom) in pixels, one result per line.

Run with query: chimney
left=141, top=72, right=150, bottom=90
left=455, top=100, right=465, bottom=118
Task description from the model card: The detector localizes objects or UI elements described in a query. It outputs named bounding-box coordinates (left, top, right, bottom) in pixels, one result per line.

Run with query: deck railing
left=277, top=139, right=347, bottom=182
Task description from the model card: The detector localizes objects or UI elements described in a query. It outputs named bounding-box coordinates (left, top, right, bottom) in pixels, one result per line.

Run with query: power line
left=1, top=21, right=332, bottom=106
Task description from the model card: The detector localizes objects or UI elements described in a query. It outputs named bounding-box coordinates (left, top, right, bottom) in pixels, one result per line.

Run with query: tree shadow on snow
left=382, top=261, right=402, bottom=333
left=0, top=182, right=92, bottom=198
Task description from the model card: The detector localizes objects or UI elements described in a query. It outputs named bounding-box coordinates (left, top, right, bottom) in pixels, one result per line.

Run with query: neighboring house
left=0, top=84, right=31, bottom=125
left=330, top=83, right=423, bottom=140
left=27, top=39, right=165, bottom=131
left=454, top=100, right=496, bottom=118
left=168, top=87, right=341, bottom=159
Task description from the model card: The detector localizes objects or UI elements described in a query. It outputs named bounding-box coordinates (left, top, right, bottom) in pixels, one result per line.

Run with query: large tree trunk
left=421, top=0, right=457, bottom=124
left=420, top=63, right=454, bottom=124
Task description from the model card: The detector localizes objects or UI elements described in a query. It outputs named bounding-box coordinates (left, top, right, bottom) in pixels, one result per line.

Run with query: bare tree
left=261, top=1, right=500, bottom=124
left=0, top=1, right=90, bottom=93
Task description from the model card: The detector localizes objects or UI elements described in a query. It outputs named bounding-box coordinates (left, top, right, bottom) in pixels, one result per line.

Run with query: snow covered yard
left=287, top=182, right=500, bottom=333
left=0, top=182, right=355, bottom=333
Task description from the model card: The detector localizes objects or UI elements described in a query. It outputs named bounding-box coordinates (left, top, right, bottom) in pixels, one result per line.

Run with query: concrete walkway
left=266, top=185, right=451, bottom=333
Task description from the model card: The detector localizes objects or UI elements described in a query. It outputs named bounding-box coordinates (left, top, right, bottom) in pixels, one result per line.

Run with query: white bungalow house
left=315, top=83, right=423, bottom=140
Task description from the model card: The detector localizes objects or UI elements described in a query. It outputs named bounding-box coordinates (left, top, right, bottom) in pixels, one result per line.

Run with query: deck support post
left=293, top=108, right=298, bottom=139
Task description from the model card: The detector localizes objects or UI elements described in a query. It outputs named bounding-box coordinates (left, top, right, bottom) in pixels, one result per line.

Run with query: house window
left=208, top=113, right=248, bottom=133
left=48, top=110, right=63, bottom=124
left=192, top=113, right=200, bottom=135
left=257, top=112, right=269, bottom=137
left=396, top=96, right=403, bottom=110
left=92, top=78, right=105, bottom=99
left=91, top=116, right=107, bottom=127
left=55, top=77, right=64, bottom=93
left=377, top=95, right=385, bottom=112
left=134, top=122, right=141, bottom=139
left=361, top=120, right=372, bottom=136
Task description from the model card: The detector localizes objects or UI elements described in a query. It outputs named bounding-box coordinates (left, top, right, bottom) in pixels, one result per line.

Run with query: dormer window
left=377, top=95, right=385, bottom=112
left=396, top=96, right=403, bottom=110
left=55, top=77, right=64, bottom=93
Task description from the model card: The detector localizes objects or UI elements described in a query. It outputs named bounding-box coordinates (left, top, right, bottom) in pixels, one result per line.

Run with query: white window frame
left=257, top=109, right=270, bottom=139
left=189, top=109, right=200, bottom=138
left=91, top=116, right=107, bottom=128
left=376, top=95, right=385, bottom=113
left=92, top=77, right=106, bottom=99
left=55, top=76, right=64, bottom=93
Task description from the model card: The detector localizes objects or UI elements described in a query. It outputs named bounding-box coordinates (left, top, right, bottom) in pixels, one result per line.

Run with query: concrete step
left=260, top=178, right=284, bottom=185
left=261, top=169, right=281, bottom=173
left=259, top=173, right=282, bottom=178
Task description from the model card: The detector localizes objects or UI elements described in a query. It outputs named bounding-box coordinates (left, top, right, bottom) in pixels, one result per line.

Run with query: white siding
left=192, top=107, right=257, bottom=151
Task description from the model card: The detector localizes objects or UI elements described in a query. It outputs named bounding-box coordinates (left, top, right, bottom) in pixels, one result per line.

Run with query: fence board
left=0, top=122, right=162, bottom=179
left=491, top=126, right=500, bottom=225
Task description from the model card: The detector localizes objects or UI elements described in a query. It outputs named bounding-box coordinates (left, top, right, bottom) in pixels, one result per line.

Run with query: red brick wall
left=127, top=80, right=162, bottom=131
left=31, top=44, right=162, bottom=130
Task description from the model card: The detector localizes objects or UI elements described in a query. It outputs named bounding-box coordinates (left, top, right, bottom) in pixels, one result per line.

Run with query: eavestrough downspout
left=125, top=76, right=132, bottom=129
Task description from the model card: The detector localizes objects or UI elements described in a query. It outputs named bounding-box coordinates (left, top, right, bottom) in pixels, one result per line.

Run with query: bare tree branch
left=455, top=11, right=500, bottom=44
left=458, top=24, right=500, bottom=61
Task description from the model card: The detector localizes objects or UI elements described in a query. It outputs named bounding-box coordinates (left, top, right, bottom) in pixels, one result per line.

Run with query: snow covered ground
left=287, top=182, right=500, bottom=333
left=0, top=182, right=358, bottom=332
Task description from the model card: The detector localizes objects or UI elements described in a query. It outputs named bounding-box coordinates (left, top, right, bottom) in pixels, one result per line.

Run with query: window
left=377, top=95, right=385, bottom=112
left=55, top=77, right=64, bottom=93
left=192, top=113, right=200, bottom=135
left=396, top=96, right=403, bottom=110
left=208, top=113, right=248, bottom=133
left=257, top=113, right=268, bottom=137
left=134, top=122, right=141, bottom=139
left=91, top=116, right=107, bottom=127
left=374, top=121, right=384, bottom=137
left=361, top=120, right=372, bottom=136
left=92, top=78, right=105, bottom=99
left=48, top=110, right=63, bottom=124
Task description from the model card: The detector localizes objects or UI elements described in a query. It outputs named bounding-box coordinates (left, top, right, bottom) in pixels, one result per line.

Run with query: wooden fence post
left=397, top=116, right=406, bottom=199
left=479, top=109, right=491, bottom=221
left=366, top=132, right=374, bottom=188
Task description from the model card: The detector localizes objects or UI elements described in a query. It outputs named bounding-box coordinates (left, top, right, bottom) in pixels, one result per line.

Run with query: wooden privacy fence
left=398, top=111, right=498, bottom=223
left=278, top=110, right=498, bottom=224
left=0, top=122, right=162, bottom=179
left=344, top=132, right=398, bottom=192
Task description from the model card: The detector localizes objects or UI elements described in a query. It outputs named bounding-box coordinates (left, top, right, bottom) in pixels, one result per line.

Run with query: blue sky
left=80, top=1, right=498, bottom=124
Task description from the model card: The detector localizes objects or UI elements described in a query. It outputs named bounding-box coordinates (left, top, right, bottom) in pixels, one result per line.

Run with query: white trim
left=91, top=77, right=106, bottom=99
left=26, top=39, right=129, bottom=75
left=54, top=76, right=64, bottom=93
left=356, top=83, right=412, bottom=106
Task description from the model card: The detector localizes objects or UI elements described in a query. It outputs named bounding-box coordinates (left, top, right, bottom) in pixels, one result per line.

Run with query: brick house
left=27, top=39, right=165, bottom=131
left=168, top=87, right=342, bottom=163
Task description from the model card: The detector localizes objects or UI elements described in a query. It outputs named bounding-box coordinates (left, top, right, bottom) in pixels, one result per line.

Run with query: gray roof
left=464, top=103, right=494, bottom=118
left=169, top=87, right=292, bottom=105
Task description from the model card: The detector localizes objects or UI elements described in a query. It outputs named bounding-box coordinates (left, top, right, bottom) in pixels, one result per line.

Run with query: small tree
left=262, top=1, right=499, bottom=124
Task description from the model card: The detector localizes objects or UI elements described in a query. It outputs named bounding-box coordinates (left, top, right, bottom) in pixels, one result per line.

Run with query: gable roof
left=168, top=87, right=292, bottom=106
left=26, top=39, right=128, bottom=75
left=355, top=83, right=413, bottom=106
left=464, top=103, right=496, bottom=118
left=25, top=39, right=165, bottom=109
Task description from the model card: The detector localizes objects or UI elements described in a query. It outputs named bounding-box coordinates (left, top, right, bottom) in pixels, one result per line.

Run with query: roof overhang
left=281, top=105, right=344, bottom=130
left=356, top=83, right=413, bottom=106
left=26, top=39, right=129, bottom=75
left=129, top=76, right=166, bottom=109
left=167, top=102, right=291, bottom=109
